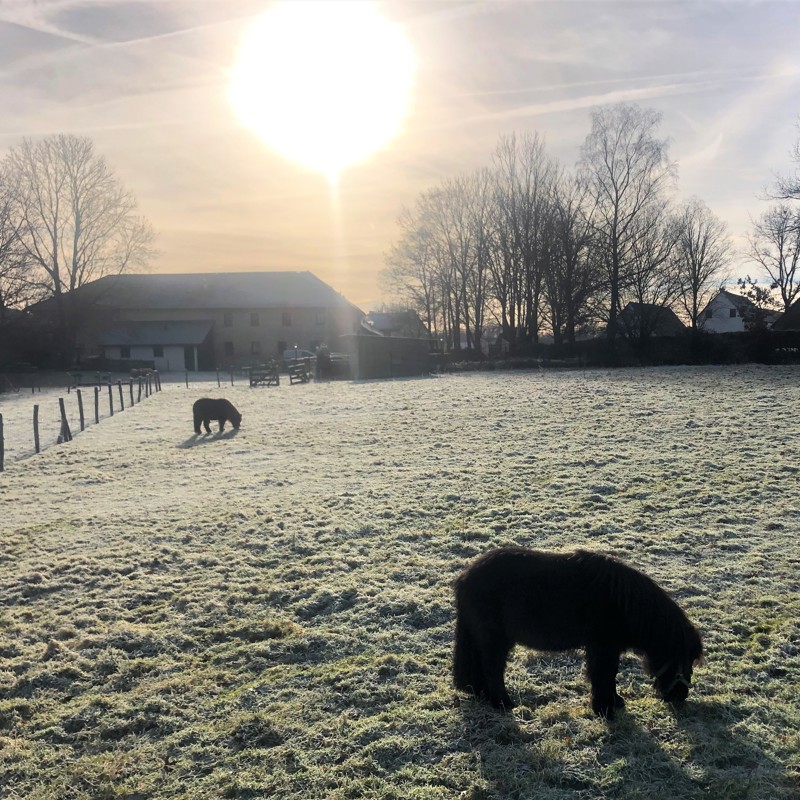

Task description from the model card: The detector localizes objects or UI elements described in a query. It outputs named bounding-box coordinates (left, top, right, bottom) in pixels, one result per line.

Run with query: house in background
left=54, top=271, right=364, bottom=371
left=770, top=296, right=800, bottom=331
left=699, top=289, right=780, bottom=332
left=616, top=302, right=686, bottom=338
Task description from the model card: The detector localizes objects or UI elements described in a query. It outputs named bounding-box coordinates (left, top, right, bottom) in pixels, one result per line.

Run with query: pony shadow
left=457, top=698, right=593, bottom=795
left=666, top=698, right=791, bottom=796
left=177, top=429, right=240, bottom=449
left=458, top=695, right=788, bottom=798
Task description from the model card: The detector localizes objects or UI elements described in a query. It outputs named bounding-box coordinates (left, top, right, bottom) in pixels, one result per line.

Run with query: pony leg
left=585, top=644, right=622, bottom=719
left=453, top=616, right=486, bottom=696
left=478, top=635, right=515, bottom=710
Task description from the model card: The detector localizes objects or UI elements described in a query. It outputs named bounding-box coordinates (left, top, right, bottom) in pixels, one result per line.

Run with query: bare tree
left=381, top=205, right=443, bottom=341
left=747, top=203, right=800, bottom=311
left=578, top=103, right=676, bottom=352
left=773, top=117, right=800, bottom=200
left=382, top=175, right=493, bottom=353
left=3, top=134, right=156, bottom=335
left=0, top=181, right=31, bottom=323
left=427, top=173, right=494, bottom=353
left=543, top=170, right=602, bottom=347
left=673, top=198, right=732, bottom=330
left=491, top=132, right=557, bottom=349
left=627, top=210, right=681, bottom=306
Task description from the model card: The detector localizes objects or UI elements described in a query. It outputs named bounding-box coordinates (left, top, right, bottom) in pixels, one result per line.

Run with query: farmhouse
left=46, top=272, right=365, bottom=371
left=699, top=289, right=780, bottom=332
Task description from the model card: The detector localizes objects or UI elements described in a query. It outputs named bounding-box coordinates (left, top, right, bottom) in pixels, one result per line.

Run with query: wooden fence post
left=77, top=389, right=85, bottom=431
left=138, top=378, right=143, bottom=402
left=0, top=413, right=4, bottom=472
left=94, top=386, right=100, bottom=424
left=33, top=404, right=40, bottom=453
left=129, top=379, right=134, bottom=406
left=108, top=384, right=114, bottom=416
left=185, top=370, right=189, bottom=388
left=230, top=371, right=234, bottom=386
left=58, top=397, right=73, bottom=442
left=217, top=369, right=220, bottom=387
left=117, top=381, right=124, bottom=411
left=155, top=371, right=161, bottom=392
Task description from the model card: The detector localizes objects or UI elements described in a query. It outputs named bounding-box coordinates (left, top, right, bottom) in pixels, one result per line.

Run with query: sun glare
left=229, top=1, right=414, bottom=182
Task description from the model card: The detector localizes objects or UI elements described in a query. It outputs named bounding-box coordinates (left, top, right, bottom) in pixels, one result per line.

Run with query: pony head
left=651, top=634, right=703, bottom=705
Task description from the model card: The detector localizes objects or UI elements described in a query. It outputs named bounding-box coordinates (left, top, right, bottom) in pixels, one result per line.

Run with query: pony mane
left=573, top=549, right=702, bottom=667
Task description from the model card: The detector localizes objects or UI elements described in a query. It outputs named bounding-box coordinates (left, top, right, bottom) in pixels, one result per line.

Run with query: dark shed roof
left=101, top=321, right=213, bottom=346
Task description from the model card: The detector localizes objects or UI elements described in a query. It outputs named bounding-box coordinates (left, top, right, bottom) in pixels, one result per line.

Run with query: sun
left=229, top=1, right=414, bottom=182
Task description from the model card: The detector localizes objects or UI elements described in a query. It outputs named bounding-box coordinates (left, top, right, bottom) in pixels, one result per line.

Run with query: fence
left=0, top=372, right=162, bottom=472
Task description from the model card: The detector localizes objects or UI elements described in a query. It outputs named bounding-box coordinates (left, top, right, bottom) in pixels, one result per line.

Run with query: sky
left=1, top=0, right=799, bottom=312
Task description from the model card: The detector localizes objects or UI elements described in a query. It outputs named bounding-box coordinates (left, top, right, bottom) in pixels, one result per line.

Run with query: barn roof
left=43, top=271, right=364, bottom=314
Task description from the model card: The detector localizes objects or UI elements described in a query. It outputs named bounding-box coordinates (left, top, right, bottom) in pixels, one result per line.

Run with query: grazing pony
left=192, top=397, right=242, bottom=434
left=453, top=547, right=702, bottom=718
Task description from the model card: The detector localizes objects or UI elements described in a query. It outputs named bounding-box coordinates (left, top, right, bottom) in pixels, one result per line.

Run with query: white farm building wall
left=701, top=295, right=746, bottom=333
left=103, top=345, right=187, bottom=372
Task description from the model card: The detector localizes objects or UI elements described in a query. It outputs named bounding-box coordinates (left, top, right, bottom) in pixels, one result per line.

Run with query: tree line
left=381, top=102, right=800, bottom=356
left=0, top=134, right=155, bottom=335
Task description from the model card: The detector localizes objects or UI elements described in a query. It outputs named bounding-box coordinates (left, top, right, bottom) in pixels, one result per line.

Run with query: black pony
left=453, top=547, right=702, bottom=718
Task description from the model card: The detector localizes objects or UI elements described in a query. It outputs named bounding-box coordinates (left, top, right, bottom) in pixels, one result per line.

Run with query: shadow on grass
left=666, top=698, right=794, bottom=799
left=177, top=429, right=240, bottom=448
left=457, top=695, right=792, bottom=799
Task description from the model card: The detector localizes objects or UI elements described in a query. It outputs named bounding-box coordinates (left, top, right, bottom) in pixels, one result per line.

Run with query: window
left=250, top=312, right=260, bottom=326
left=223, top=311, right=233, bottom=327
left=729, top=308, right=737, bottom=318
left=282, top=311, right=292, bottom=326
left=153, top=345, right=164, bottom=358
left=316, top=310, right=326, bottom=325
left=224, top=341, right=234, bottom=356
left=251, top=341, right=261, bottom=355
left=120, top=346, right=131, bottom=358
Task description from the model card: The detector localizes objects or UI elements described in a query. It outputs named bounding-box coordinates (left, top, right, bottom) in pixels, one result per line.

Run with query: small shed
left=100, top=320, right=214, bottom=371
left=341, top=333, right=432, bottom=379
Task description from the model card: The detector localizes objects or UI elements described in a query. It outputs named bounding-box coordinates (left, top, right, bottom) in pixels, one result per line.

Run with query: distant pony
left=192, top=397, right=242, bottom=434
left=453, top=547, right=702, bottom=718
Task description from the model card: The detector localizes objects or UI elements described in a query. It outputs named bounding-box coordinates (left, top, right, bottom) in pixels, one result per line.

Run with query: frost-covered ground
left=1, top=365, right=798, bottom=799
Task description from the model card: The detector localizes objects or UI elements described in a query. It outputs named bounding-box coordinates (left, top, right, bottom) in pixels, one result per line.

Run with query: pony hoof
left=591, top=700, right=616, bottom=720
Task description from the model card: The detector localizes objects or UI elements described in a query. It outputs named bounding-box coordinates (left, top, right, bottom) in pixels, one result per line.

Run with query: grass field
left=1, top=365, right=798, bottom=799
